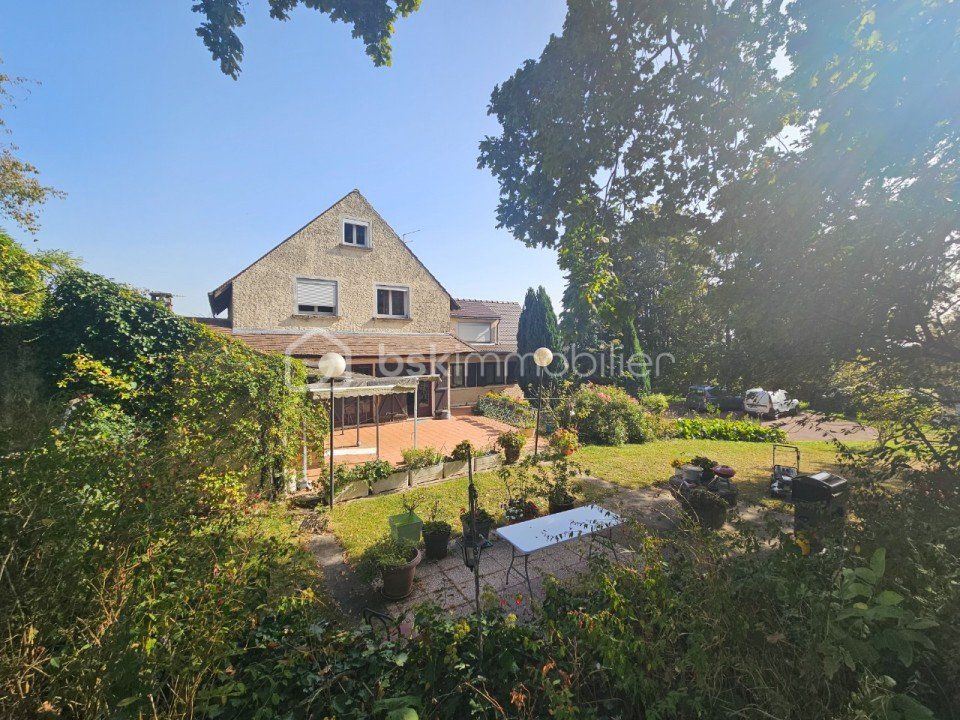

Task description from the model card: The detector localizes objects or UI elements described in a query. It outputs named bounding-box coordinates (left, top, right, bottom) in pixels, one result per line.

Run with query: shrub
left=572, top=383, right=648, bottom=445
left=672, top=416, right=787, bottom=442
left=448, top=439, right=475, bottom=461
left=348, top=459, right=393, bottom=488
left=640, top=392, right=670, bottom=414
left=549, top=427, right=579, bottom=456
left=401, top=446, right=443, bottom=469
left=474, top=391, right=535, bottom=428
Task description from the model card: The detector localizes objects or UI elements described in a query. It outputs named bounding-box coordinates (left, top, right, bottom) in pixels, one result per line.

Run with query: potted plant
left=338, top=460, right=389, bottom=501
left=388, top=495, right=423, bottom=543
left=402, top=447, right=444, bottom=486
left=473, top=446, right=503, bottom=472
left=504, top=498, right=540, bottom=524
left=358, top=537, right=422, bottom=600
left=548, top=428, right=579, bottom=457
left=686, top=487, right=727, bottom=529
left=368, top=460, right=408, bottom=494
left=422, top=500, right=452, bottom=560
left=496, top=430, right=526, bottom=464
left=460, top=506, right=494, bottom=545
left=443, top=439, right=474, bottom=478
left=544, top=458, right=577, bottom=514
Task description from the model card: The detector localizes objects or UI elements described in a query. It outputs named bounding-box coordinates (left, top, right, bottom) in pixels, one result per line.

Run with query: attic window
left=457, top=321, right=494, bottom=344
left=343, top=220, right=369, bottom=247
left=296, top=278, right=337, bottom=315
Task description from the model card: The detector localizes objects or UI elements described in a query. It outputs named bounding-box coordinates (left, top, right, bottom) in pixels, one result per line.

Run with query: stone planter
left=334, top=479, right=369, bottom=502
left=381, top=548, right=422, bottom=600
left=409, top=463, right=444, bottom=486
left=443, top=459, right=470, bottom=478
left=473, top=453, right=503, bottom=473
left=371, top=470, right=409, bottom=495
left=388, top=511, right=423, bottom=543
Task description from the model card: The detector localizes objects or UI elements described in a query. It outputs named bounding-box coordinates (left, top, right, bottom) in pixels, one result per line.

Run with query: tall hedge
left=517, top=286, right=562, bottom=393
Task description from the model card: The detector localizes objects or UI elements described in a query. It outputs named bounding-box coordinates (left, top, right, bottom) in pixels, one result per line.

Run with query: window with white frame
left=343, top=219, right=370, bottom=247
left=456, top=321, right=494, bottom=344
left=376, top=285, right=409, bottom=318
left=296, top=278, right=337, bottom=315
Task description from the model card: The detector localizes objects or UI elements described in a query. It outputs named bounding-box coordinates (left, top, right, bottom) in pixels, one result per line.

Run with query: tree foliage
left=192, top=0, right=423, bottom=79
left=483, top=0, right=960, bottom=473
left=0, top=62, right=63, bottom=233
left=517, top=285, right=562, bottom=392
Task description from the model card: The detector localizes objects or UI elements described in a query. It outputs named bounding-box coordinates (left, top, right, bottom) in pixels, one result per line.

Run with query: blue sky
left=0, top=1, right=567, bottom=317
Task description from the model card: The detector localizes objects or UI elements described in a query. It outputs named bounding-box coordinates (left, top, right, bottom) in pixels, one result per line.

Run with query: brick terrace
left=308, top=409, right=529, bottom=474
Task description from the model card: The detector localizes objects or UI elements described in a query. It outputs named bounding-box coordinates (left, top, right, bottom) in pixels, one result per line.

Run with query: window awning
left=307, top=371, right=440, bottom=399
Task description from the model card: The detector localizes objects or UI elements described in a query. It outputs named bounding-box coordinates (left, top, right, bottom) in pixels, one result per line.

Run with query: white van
left=743, top=388, right=799, bottom=419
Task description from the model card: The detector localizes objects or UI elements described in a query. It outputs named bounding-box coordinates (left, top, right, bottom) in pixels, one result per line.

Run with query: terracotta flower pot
left=380, top=547, right=422, bottom=600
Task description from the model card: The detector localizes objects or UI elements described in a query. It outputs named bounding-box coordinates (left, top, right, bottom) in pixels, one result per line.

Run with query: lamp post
left=532, top=347, right=554, bottom=459
left=317, top=352, right=346, bottom=508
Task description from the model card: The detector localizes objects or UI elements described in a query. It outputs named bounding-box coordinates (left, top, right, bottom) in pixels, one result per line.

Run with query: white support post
left=413, top=381, right=419, bottom=449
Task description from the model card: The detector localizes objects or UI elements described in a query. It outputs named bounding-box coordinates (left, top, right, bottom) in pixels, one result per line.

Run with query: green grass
left=573, top=439, right=864, bottom=504
left=329, top=439, right=868, bottom=559
left=330, top=470, right=527, bottom=561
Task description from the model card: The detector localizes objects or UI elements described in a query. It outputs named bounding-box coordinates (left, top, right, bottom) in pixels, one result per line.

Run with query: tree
left=0, top=63, right=63, bottom=233
left=517, top=286, right=562, bottom=394
left=479, top=0, right=786, bottom=391
left=192, top=0, right=423, bottom=79
left=484, top=0, right=960, bottom=474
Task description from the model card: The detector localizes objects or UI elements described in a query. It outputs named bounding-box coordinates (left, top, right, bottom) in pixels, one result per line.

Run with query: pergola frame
left=304, top=371, right=441, bottom=476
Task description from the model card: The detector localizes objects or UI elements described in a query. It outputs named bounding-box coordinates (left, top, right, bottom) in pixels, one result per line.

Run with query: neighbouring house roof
left=452, top=299, right=521, bottom=354
left=207, top=189, right=461, bottom=316
left=192, top=318, right=476, bottom=359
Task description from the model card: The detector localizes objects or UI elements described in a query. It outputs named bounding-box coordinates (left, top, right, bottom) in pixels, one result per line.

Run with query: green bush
left=401, top=446, right=443, bottom=469
left=673, top=416, right=787, bottom=442
left=448, top=439, right=476, bottom=461
left=572, top=383, right=648, bottom=445
left=0, top=267, right=328, bottom=718
left=474, top=391, right=535, bottom=428
left=221, top=489, right=956, bottom=719
left=639, top=392, right=670, bottom=414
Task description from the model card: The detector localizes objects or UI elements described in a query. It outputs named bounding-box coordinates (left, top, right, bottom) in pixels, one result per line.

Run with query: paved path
left=762, top=412, right=877, bottom=442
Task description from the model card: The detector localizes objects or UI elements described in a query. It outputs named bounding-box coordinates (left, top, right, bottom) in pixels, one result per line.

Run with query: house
left=199, top=189, right=524, bottom=424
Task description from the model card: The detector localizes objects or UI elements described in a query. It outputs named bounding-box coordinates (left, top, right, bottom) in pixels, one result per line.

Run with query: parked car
left=743, top=388, right=799, bottom=419
left=685, top=385, right=743, bottom=412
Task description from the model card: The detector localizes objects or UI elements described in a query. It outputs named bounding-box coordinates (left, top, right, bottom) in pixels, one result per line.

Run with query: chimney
left=149, top=291, right=174, bottom=311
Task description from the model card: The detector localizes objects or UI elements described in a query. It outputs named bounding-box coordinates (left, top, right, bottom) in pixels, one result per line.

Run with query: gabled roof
left=208, top=189, right=460, bottom=316
left=453, top=298, right=522, bottom=353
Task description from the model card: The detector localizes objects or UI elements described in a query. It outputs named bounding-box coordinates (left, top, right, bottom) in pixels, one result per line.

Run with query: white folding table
left=494, top=504, right=622, bottom=597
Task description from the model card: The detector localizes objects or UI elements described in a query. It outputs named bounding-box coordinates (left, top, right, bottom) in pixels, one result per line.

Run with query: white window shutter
left=297, top=279, right=336, bottom=307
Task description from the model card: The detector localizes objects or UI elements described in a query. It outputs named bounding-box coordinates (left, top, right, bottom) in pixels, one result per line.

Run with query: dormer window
left=343, top=219, right=370, bottom=247
left=457, top=321, right=495, bottom=344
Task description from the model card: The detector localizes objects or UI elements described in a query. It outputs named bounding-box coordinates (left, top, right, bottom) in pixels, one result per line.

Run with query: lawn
left=573, top=439, right=862, bottom=503
left=329, top=469, right=520, bottom=561
left=328, top=439, right=864, bottom=560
